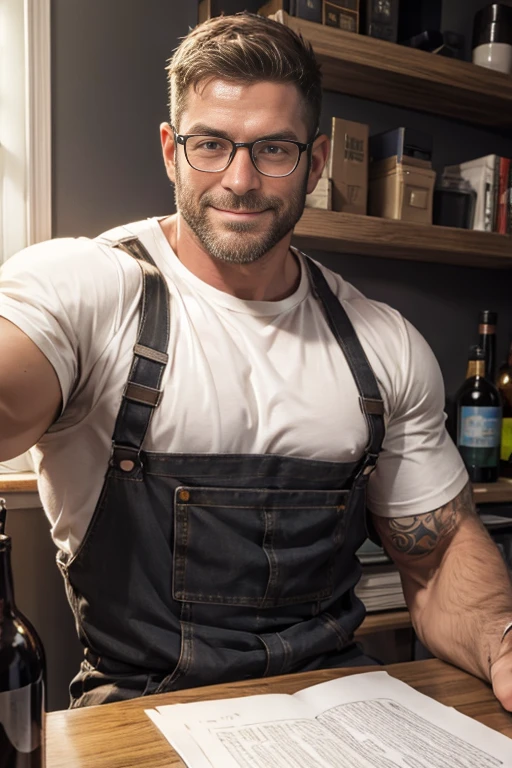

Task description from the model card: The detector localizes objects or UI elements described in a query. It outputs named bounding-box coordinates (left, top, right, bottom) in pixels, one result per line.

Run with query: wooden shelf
left=0, top=472, right=38, bottom=493
left=278, top=12, right=512, bottom=131
left=292, top=209, right=512, bottom=268
left=473, top=477, right=512, bottom=504
left=356, top=609, right=412, bottom=637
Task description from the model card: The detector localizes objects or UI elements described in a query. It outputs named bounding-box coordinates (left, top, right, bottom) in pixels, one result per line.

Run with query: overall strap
left=304, top=257, right=385, bottom=477
left=105, top=236, right=170, bottom=472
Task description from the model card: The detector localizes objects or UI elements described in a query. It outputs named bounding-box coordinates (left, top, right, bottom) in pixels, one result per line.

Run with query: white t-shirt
left=0, top=217, right=467, bottom=555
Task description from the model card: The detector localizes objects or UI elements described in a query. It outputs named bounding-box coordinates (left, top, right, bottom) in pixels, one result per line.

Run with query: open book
left=146, top=671, right=512, bottom=767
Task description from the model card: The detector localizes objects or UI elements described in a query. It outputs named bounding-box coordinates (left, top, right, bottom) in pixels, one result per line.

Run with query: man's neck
left=158, top=214, right=300, bottom=302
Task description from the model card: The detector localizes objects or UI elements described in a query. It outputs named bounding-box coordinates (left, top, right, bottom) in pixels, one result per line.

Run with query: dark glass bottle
left=0, top=499, right=45, bottom=768
left=456, top=346, right=502, bottom=483
left=478, top=310, right=497, bottom=382
left=496, top=340, right=512, bottom=479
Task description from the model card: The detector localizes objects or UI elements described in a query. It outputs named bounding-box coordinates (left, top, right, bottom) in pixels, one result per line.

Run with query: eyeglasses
left=172, top=128, right=313, bottom=178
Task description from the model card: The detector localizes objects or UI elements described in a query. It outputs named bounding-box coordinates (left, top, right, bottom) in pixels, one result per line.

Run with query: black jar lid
left=473, top=4, right=512, bottom=48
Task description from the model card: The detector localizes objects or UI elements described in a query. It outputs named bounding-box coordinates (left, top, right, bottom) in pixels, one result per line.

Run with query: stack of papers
left=355, top=565, right=406, bottom=612
left=146, top=671, right=512, bottom=767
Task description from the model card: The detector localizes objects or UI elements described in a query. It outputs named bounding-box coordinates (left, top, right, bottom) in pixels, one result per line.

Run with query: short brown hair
left=167, top=12, right=322, bottom=137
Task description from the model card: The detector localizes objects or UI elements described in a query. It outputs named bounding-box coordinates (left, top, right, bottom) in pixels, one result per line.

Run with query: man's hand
left=371, top=482, right=512, bottom=710
left=491, top=632, right=512, bottom=711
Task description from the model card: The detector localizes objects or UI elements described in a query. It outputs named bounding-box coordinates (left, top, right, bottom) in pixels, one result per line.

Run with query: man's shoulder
left=305, top=255, right=406, bottom=339
left=95, top=217, right=157, bottom=247
left=3, top=218, right=158, bottom=281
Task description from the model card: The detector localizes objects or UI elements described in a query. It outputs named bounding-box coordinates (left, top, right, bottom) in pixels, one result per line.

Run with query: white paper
left=146, top=671, right=512, bottom=768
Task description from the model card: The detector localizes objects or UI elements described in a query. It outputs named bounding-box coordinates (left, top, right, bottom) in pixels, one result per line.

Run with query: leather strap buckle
left=123, top=381, right=162, bottom=407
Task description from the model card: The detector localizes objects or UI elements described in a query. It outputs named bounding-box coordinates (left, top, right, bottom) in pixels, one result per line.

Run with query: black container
left=433, top=181, right=476, bottom=229
left=473, top=3, right=512, bottom=49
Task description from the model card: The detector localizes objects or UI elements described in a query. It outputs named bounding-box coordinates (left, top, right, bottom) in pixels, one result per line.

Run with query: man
left=1, top=13, right=512, bottom=710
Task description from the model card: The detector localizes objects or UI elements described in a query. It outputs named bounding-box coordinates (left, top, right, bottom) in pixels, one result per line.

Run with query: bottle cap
left=473, top=4, right=512, bottom=49
left=469, top=345, right=485, bottom=361
left=479, top=310, right=498, bottom=325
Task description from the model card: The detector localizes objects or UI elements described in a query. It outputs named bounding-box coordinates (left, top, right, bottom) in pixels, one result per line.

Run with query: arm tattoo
left=387, top=482, right=475, bottom=557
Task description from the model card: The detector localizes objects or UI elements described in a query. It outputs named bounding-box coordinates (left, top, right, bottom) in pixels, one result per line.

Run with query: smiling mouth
left=212, top=207, right=268, bottom=215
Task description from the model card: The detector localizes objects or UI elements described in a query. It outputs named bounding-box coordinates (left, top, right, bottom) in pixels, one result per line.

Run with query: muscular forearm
left=373, top=482, right=512, bottom=686
left=408, top=515, right=512, bottom=682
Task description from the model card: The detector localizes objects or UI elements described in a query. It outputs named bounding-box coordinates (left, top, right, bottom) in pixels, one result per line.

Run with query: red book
left=496, top=157, right=511, bottom=235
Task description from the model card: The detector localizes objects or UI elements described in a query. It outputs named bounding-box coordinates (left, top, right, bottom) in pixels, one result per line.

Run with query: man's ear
left=307, top=134, right=330, bottom=196
left=160, top=122, right=177, bottom=184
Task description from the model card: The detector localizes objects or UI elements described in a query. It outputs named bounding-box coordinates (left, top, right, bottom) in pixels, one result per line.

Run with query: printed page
left=145, top=671, right=512, bottom=768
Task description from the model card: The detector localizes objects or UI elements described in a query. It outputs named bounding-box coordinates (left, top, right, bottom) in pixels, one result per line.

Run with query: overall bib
left=56, top=237, right=386, bottom=708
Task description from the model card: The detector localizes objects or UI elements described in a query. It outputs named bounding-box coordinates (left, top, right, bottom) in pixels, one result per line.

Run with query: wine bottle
left=0, top=499, right=45, bottom=768
left=478, top=310, right=497, bottom=382
left=456, top=346, right=502, bottom=483
left=497, top=340, right=512, bottom=479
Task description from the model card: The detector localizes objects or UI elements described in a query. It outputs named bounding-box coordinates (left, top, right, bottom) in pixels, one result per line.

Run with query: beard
left=174, top=160, right=308, bottom=265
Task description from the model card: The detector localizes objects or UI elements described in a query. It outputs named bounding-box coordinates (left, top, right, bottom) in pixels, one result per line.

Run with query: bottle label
left=0, top=676, right=44, bottom=754
left=459, top=407, right=501, bottom=448
left=501, top=418, right=512, bottom=463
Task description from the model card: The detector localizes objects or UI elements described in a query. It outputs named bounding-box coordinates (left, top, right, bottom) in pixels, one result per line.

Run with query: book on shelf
left=323, top=0, right=360, bottom=33
left=329, top=116, right=369, bottom=214
left=258, top=0, right=322, bottom=22
left=355, top=563, right=406, bottom=612
left=496, top=157, right=512, bottom=235
left=305, top=177, right=333, bottom=209
left=444, top=154, right=512, bottom=234
left=360, top=0, right=399, bottom=42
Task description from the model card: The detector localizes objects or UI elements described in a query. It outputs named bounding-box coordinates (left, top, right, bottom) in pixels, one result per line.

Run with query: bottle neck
left=478, top=325, right=496, bottom=379
left=0, top=543, right=15, bottom=612
left=467, top=360, right=485, bottom=379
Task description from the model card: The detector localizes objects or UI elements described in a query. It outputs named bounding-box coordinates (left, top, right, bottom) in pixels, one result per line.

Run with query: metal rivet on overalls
left=178, top=490, right=190, bottom=502
left=119, top=460, right=135, bottom=473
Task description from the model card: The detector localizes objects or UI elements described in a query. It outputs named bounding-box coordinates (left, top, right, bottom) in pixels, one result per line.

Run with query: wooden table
left=46, top=658, right=511, bottom=767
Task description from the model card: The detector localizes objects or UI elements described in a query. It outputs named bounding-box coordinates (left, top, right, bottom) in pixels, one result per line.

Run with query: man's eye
left=263, top=145, right=284, bottom=155
left=201, top=141, right=222, bottom=151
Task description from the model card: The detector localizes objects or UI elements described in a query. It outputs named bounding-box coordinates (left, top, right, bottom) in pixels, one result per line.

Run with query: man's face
left=163, top=79, right=317, bottom=265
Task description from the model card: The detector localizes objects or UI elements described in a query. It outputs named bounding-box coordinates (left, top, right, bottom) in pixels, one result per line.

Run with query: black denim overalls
left=56, top=236, right=385, bottom=708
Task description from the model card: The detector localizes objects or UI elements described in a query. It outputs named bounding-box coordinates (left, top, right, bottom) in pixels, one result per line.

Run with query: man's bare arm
left=0, top=317, right=61, bottom=461
left=372, top=482, right=512, bottom=686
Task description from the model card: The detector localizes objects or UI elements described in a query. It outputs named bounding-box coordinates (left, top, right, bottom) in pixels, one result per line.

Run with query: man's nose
left=220, top=146, right=262, bottom=197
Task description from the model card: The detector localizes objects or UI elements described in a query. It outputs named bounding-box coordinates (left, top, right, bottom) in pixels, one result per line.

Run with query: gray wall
left=45, top=0, right=512, bottom=708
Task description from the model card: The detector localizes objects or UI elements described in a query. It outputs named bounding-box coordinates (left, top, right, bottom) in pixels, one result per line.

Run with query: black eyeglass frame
left=172, top=127, right=315, bottom=178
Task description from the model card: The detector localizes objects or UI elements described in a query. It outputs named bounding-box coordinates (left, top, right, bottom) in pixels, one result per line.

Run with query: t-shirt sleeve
left=367, top=317, right=468, bottom=518
left=0, top=237, right=140, bottom=417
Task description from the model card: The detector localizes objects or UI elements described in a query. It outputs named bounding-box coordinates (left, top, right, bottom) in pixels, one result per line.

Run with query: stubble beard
left=174, top=160, right=308, bottom=265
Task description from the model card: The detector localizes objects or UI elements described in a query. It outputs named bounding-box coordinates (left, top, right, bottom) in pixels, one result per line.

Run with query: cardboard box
left=329, top=117, right=369, bottom=215
left=369, top=156, right=437, bottom=223
left=323, top=0, right=359, bottom=33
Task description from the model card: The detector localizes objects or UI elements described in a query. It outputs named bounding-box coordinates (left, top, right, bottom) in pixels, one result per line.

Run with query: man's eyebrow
left=183, top=124, right=301, bottom=142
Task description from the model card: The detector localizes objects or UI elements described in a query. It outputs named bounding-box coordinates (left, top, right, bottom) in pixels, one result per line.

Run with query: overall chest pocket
left=172, top=486, right=349, bottom=609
